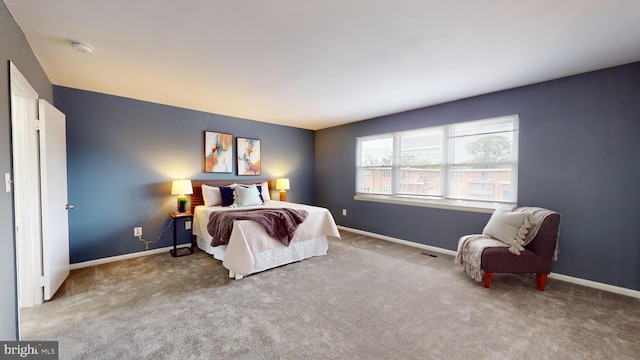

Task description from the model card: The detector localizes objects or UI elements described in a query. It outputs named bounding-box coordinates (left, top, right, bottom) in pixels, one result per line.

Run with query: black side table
left=169, top=212, right=194, bottom=257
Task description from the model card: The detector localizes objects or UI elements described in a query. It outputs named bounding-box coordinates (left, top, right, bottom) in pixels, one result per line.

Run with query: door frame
left=10, top=62, right=44, bottom=313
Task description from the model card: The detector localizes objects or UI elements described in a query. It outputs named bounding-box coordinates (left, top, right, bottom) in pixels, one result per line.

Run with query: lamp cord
left=137, top=218, right=174, bottom=250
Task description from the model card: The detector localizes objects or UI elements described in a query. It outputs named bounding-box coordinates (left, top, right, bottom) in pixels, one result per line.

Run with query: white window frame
left=355, top=115, right=519, bottom=213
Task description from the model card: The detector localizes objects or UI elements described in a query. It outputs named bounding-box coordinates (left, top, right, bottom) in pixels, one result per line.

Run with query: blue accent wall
left=53, top=86, right=315, bottom=264
left=315, top=62, right=640, bottom=291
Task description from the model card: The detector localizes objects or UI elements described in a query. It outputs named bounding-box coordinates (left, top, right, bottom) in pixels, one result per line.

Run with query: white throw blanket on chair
left=454, top=234, right=506, bottom=282
left=454, top=207, right=558, bottom=282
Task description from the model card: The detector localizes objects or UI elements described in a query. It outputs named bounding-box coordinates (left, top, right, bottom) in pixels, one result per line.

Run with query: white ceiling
left=5, top=0, right=640, bottom=130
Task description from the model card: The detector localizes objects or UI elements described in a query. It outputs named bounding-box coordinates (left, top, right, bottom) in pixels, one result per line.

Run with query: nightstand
left=169, top=212, right=194, bottom=257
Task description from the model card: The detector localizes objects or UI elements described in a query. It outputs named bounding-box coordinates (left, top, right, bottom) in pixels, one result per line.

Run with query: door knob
left=65, top=204, right=75, bottom=210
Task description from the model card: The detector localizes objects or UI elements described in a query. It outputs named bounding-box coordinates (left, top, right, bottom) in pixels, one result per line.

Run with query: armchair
left=455, top=207, right=561, bottom=291
left=481, top=212, right=561, bottom=291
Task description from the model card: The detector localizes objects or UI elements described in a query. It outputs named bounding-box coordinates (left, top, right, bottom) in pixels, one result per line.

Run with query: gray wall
left=53, top=86, right=315, bottom=264
left=1, top=2, right=53, bottom=340
left=316, top=62, right=640, bottom=291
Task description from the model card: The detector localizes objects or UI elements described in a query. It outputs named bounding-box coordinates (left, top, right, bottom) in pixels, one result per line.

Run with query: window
left=355, top=134, right=393, bottom=195
left=356, top=115, right=519, bottom=211
left=398, top=127, right=443, bottom=197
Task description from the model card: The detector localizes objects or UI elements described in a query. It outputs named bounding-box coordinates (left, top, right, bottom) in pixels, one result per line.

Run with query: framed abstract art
left=204, top=131, right=233, bottom=173
left=236, top=137, right=261, bottom=175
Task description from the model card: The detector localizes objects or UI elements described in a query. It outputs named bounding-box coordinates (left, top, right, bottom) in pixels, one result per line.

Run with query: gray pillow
left=482, top=207, right=530, bottom=255
left=231, top=184, right=263, bottom=207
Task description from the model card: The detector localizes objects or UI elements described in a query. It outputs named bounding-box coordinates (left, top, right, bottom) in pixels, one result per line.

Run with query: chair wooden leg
left=483, top=272, right=493, bottom=288
left=536, top=273, right=548, bottom=291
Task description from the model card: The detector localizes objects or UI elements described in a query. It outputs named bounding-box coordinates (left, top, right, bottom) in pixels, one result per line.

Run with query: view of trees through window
left=356, top=115, right=518, bottom=203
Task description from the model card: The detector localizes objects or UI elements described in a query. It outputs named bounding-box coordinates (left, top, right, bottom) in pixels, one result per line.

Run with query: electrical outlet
left=342, top=209, right=347, bottom=216
left=134, top=227, right=142, bottom=237
left=185, top=221, right=191, bottom=230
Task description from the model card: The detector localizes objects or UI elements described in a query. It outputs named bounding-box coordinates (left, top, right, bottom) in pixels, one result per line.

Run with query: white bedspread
left=193, top=201, right=340, bottom=276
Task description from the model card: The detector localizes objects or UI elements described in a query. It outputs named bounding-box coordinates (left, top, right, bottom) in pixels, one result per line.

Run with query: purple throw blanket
left=207, top=208, right=308, bottom=247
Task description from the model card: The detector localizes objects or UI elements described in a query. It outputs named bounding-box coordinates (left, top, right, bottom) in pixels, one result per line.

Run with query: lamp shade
left=275, top=178, right=290, bottom=190
left=171, top=179, right=193, bottom=195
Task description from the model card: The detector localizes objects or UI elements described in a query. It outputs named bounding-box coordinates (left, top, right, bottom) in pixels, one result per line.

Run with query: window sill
left=353, top=194, right=512, bottom=214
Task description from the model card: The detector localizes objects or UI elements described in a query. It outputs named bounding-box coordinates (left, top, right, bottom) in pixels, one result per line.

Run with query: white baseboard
left=547, top=273, right=640, bottom=299
left=337, top=225, right=640, bottom=299
left=338, top=225, right=457, bottom=257
left=69, top=244, right=192, bottom=270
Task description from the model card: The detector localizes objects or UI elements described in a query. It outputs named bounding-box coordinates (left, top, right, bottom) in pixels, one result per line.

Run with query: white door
left=38, top=100, right=70, bottom=301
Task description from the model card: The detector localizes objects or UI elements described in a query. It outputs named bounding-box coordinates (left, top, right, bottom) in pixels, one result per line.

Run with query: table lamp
left=171, top=179, right=193, bottom=212
left=275, top=178, right=290, bottom=201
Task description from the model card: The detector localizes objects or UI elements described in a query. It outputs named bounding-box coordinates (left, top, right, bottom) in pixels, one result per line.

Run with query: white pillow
left=260, top=181, right=271, bottom=202
left=202, top=183, right=239, bottom=207
left=231, top=184, right=263, bottom=207
left=483, top=207, right=530, bottom=254
left=201, top=184, right=222, bottom=207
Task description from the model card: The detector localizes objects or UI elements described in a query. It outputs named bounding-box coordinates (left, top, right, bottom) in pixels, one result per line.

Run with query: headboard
left=190, top=179, right=272, bottom=213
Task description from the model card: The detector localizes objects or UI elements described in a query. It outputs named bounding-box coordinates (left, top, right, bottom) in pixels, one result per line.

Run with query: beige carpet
left=21, top=230, right=640, bottom=359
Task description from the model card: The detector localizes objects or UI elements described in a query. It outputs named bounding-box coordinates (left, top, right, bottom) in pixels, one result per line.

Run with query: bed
left=190, top=179, right=340, bottom=279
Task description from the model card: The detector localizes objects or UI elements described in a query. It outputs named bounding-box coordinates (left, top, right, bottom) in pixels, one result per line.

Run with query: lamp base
left=177, top=196, right=187, bottom=213
left=279, top=190, right=287, bottom=202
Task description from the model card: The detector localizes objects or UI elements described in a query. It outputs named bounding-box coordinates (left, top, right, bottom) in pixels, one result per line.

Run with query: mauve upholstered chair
left=481, top=212, right=561, bottom=291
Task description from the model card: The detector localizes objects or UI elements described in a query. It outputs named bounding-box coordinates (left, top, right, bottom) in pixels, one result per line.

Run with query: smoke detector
left=69, top=40, right=93, bottom=53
